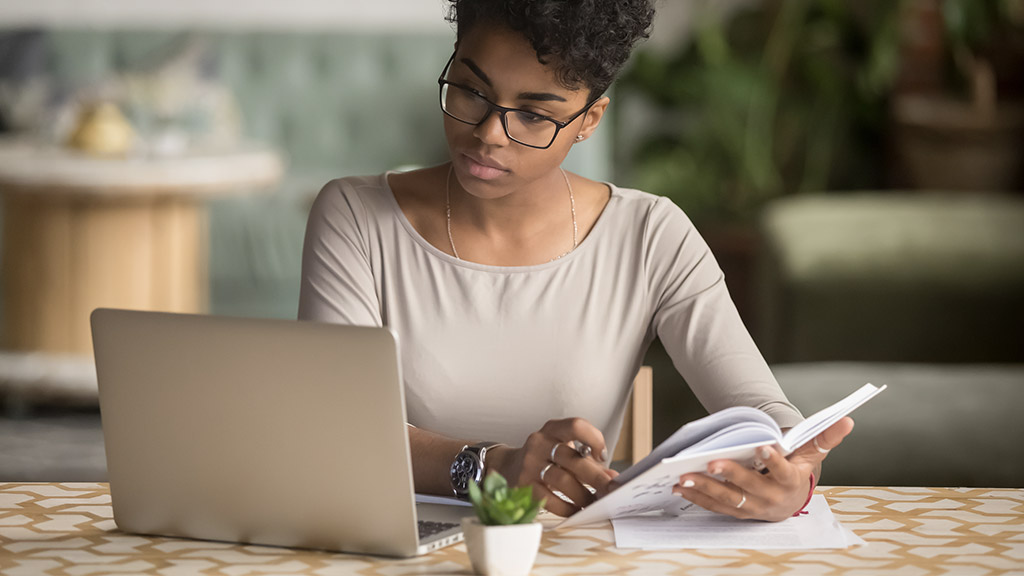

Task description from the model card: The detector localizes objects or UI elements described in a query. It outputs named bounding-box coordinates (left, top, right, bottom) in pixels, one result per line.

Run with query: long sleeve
left=644, top=197, right=803, bottom=428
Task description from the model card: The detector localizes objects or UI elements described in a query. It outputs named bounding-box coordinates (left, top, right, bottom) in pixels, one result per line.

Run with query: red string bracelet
left=793, top=473, right=816, bottom=516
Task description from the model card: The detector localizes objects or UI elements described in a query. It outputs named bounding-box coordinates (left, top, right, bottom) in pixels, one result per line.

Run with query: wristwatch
left=450, top=442, right=503, bottom=498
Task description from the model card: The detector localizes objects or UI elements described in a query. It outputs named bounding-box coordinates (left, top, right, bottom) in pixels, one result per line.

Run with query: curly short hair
left=446, top=0, right=655, bottom=99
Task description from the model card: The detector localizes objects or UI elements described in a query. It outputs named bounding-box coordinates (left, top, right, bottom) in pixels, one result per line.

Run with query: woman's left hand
left=672, top=417, right=855, bottom=521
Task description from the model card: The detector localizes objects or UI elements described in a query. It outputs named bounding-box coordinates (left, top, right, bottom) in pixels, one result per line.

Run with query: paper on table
left=612, top=495, right=866, bottom=550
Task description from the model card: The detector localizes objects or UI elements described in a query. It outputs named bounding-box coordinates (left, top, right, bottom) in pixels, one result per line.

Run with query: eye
left=517, top=111, right=549, bottom=125
left=455, top=83, right=487, bottom=100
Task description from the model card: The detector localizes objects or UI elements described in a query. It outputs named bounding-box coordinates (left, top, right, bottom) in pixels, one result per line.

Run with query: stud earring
left=575, top=135, right=585, bottom=141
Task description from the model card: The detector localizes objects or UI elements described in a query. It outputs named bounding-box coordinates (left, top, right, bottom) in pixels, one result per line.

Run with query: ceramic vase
left=461, top=517, right=543, bottom=576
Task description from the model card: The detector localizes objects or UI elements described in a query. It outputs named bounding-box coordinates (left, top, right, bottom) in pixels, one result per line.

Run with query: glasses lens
left=441, top=83, right=488, bottom=124
left=505, top=111, right=558, bottom=148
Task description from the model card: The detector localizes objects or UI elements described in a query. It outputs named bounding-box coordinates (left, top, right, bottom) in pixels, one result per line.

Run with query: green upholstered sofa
left=756, top=192, right=1024, bottom=365
left=645, top=191, right=1024, bottom=488
left=757, top=192, right=1024, bottom=487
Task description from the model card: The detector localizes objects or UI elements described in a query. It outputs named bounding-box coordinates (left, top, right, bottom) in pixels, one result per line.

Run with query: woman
left=299, top=0, right=853, bottom=521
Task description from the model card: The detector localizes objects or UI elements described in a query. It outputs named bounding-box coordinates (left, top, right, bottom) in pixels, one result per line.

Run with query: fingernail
left=682, top=479, right=695, bottom=488
left=601, top=448, right=608, bottom=463
left=710, top=467, right=722, bottom=475
left=760, top=447, right=772, bottom=460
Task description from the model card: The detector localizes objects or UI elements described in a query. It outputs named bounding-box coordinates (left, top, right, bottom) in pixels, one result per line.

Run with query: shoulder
left=304, top=174, right=398, bottom=249
left=603, top=184, right=696, bottom=235
left=310, top=173, right=392, bottom=217
left=307, top=172, right=418, bottom=233
left=601, top=185, right=711, bottom=279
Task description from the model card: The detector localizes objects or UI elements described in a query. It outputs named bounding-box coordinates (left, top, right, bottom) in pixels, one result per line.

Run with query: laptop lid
left=91, top=308, right=456, bottom=557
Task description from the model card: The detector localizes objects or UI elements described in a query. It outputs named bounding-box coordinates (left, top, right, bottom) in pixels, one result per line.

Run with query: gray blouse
left=298, top=173, right=802, bottom=452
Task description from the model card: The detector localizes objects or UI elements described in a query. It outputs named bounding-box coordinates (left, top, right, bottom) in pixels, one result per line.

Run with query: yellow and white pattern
left=1, top=483, right=1022, bottom=575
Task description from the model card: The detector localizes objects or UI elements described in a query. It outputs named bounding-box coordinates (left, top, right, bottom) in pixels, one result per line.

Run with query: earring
left=575, top=135, right=585, bottom=142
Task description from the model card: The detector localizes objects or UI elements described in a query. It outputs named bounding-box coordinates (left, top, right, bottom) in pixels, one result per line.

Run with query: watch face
left=450, top=451, right=483, bottom=495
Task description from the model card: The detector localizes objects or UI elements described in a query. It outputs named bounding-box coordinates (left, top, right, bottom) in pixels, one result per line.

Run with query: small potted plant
left=462, top=472, right=546, bottom=576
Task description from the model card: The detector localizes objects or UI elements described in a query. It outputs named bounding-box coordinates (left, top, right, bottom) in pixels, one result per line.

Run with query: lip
left=460, top=152, right=509, bottom=180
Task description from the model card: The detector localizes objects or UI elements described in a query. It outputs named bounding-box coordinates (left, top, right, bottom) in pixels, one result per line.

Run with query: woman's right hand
left=488, top=418, right=618, bottom=517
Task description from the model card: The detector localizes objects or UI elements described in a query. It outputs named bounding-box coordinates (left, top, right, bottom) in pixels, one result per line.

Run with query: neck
left=446, top=165, right=578, bottom=262
left=448, top=167, right=570, bottom=236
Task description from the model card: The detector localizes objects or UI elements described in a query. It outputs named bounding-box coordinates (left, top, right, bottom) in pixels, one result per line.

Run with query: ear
left=575, top=96, right=610, bottom=142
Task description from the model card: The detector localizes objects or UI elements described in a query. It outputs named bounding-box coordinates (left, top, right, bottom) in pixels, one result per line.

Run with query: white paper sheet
left=612, top=495, right=866, bottom=550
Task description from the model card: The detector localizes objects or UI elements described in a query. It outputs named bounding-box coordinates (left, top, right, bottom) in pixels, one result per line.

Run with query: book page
left=683, top=421, right=783, bottom=453
left=780, top=383, right=887, bottom=453
left=614, top=405, right=778, bottom=485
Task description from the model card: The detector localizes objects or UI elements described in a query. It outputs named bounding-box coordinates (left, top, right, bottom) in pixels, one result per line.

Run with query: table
left=0, top=139, right=283, bottom=356
left=1, top=484, right=1021, bottom=575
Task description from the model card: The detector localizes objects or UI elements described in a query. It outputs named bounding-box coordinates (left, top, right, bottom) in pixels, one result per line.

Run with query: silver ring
left=550, top=443, right=562, bottom=462
left=540, top=463, right=554, bottom=483
left=813, top=437, right=831, bottom=454
left=735, top=490, right=747, bottom=509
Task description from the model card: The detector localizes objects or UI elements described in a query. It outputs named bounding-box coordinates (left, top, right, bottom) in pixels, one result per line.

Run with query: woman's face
left=442, top=24, right=608, bottom=200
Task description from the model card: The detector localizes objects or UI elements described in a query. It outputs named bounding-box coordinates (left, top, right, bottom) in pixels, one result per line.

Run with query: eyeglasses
left=437, top=54, right=597, bottom=150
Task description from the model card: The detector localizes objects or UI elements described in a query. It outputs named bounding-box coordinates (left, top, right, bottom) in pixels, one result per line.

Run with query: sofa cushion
left=758, top=192, right=1024, bottom=363
left=774, top=362, right=1024, bottom=487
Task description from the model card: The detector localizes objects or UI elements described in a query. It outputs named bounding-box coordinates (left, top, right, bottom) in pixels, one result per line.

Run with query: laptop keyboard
left=418, top=520, right=460, bottom=539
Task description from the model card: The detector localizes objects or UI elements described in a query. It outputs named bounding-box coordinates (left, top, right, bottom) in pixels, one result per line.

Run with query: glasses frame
left=437, top=54, right=599, bottom=150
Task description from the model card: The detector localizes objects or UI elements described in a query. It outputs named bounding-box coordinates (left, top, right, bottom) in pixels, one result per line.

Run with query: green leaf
left=471, top=471, right=546, bottom=526
left=482, top=472, right=507, bottom=496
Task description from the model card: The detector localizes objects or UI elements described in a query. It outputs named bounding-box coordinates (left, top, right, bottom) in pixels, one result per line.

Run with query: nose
left=473, top=109, right=510, bottom=146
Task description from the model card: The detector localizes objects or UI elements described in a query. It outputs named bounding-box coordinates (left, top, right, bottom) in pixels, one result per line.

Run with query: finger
left=706, top=456, right=786, bottom=498
left=551, top=443, right=615, bottom=497
left=532, top=482, right=582, bottom=518
left=540, top=463, right=595, bottom=508
left=754, top=444, right=801, bottom=486
left=673, top=474, right=757, bottom=519
left=791, top=417, right=855, bottom=464
left=818, top=416, right=855, bottom=450
left=541, top=418, right=609, bottom=464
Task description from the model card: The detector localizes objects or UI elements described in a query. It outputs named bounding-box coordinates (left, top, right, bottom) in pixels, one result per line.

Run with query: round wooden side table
left=0, top=138, right=284, bottom=356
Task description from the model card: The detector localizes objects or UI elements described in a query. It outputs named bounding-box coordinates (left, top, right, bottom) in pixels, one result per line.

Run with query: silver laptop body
left=91, top=308, right=465, bottom=557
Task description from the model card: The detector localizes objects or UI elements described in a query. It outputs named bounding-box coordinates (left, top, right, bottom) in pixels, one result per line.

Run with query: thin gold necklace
left=445, top=165, right=578, bottom=262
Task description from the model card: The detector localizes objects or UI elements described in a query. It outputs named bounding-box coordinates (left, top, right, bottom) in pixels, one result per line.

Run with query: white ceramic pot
left=461, top=517, right=543, bottom=576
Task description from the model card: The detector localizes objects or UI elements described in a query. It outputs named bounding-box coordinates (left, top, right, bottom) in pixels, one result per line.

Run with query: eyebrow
left=460, top=57, right=569, bottom=103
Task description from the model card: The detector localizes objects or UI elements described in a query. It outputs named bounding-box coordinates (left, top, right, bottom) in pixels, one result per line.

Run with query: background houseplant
left=616, top=0, right=904, bottom=225
left=615, top=0, right=904, bottom=336
left=462, top=472, right=545, bottom=576
left=891, top=0, right=1024, bottom=191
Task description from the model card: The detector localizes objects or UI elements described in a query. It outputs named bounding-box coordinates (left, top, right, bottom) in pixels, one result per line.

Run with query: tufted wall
left=1, top=29, right=614, bottom=320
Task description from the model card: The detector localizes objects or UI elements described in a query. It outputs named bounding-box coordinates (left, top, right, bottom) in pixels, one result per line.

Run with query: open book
left=558, top=382, right=886, bottom=529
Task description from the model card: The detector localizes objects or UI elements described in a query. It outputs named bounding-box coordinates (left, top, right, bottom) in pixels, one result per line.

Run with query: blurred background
left=0, top=0, right=1021, bottom=488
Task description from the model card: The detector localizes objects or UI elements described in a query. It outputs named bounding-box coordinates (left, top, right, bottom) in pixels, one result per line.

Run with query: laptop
left=90, top=308, right=466, bottom=557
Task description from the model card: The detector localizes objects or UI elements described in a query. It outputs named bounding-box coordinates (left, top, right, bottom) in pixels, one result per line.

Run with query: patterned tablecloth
left=1, top=483, right=1022, bottom=575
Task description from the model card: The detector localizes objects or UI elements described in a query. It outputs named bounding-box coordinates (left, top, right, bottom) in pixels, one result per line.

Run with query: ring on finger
left=735, top=489, right=747, bottom=509
left=540, top=463, right=554, bottom=483
left=550, top=442, right=563, bottom=462
left=812, top=437, right=830, bottom=454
